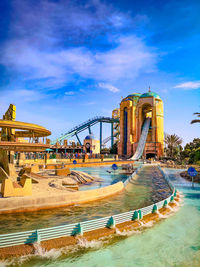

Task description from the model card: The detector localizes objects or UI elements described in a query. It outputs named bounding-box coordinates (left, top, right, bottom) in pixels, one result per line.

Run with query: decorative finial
left=149, top=86, right=151, bottom=92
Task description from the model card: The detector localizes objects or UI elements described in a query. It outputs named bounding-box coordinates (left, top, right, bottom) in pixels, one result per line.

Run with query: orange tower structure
left=118, top=90, right=164, bottom=159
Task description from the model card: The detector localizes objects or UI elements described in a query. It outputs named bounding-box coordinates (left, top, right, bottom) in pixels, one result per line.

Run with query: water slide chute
left=129, top=118, right=151, bottom=160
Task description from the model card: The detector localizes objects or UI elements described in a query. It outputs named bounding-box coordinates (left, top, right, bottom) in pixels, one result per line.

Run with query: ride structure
left=53, top=88, right=164, bottom=159
left=51, top=116, right=119, bottom=151
left=0, top=104, right=51, bottom=152
left=0, top=104, right=51, bottom=181
left=118, top=89, right=164, bottom=159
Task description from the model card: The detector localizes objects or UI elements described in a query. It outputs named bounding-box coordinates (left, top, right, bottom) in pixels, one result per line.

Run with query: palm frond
left=191, top=119, right=200, bottom=124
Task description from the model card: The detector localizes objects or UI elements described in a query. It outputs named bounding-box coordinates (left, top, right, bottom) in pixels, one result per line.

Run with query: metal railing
left=0, top=166, right=176, bottom=248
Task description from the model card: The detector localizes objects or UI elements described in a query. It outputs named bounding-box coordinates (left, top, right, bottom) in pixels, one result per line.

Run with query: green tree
left=180, top=138, right=200, bottom=164
left=191, top=112, right=200, bottom=124
left=164, top=133, right=183, bottom=158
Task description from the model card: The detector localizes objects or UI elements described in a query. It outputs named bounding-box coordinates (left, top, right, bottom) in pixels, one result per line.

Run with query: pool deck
left=45, top=160, right=135, bottom=169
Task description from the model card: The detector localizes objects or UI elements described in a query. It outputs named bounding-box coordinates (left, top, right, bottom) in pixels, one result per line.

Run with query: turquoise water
left=0, top=165, right=170, bottom=235
left=1, top=167, right=200, bottom=266
left=72, top=165, right=130, bottom=190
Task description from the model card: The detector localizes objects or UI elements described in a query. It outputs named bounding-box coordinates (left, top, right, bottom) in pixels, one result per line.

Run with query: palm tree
left=191, top=112, right=200, bottom=124
left=164, top=133, right=183, bottom=158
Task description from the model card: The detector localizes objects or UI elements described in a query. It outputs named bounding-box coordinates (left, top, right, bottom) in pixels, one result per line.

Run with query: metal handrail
left=0, top=167, right=175, bottom=248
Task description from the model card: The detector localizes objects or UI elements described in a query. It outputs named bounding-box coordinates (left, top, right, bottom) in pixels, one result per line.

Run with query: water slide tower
left=118, top=90, right=164, bottom=159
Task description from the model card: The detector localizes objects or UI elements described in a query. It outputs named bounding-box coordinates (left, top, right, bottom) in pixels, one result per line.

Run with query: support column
left=88, top=125, right=92, bottom=134
left=75, top=133, right=82, bottom=146
left=100, top=122, right=102, bottom=152
left=111, top=122, right=114, bottom=147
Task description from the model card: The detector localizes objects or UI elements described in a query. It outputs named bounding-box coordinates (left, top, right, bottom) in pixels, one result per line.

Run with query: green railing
left=0, top=166, right=176, bottom=248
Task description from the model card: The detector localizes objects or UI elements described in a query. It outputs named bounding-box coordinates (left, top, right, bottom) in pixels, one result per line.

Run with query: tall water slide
left=130, top=118, right=151, bottom=160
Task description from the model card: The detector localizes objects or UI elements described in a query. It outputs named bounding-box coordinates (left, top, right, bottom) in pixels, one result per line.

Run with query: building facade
left=118, top=91, right=164, bottom=158
left=83, top=134, right=100, bottom=154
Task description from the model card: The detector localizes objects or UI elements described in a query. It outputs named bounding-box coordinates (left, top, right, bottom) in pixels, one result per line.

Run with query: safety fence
left=0, top=166, right=176, bottom=248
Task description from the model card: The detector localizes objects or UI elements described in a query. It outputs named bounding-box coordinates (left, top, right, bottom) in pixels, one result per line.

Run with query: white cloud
left=10, top=0, right=131, bottom=43
left=174, top=81, right=200, bottom=90
left=65, top=91, right=75, bottom=95
left=98, top=83, right=120, bottom=93
left=0, top=0, right=157, bottom=93
left=5, top=89, right=45, bottom=102
left=1, top=35, right=157, bottom=90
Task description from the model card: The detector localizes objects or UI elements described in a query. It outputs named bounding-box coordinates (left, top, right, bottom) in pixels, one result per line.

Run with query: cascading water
left=2, top=167, right=199, bottom=267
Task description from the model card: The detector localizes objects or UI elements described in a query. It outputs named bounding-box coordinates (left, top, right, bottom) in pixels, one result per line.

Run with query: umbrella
left=45, top=148, right=54, bottom=152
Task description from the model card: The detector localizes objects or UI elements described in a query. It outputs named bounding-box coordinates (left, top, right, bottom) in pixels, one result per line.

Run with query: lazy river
left=1, top=167, right=200, bottom=266
left=0, top=165, right=171, bottom=234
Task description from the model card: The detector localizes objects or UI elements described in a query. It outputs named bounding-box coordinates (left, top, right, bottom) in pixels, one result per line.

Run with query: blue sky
left=0, top=0, right=199, bottom=145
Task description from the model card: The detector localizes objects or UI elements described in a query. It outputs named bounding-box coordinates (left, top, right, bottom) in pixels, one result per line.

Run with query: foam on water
left=157, top=211, right=166, bottom=219
left=0, top=260, right=9, bottom=267
left=33, top=243, right=63, bottom=259
left=0, top=254, right=32, bottom=267
left=142, top=220, right=154, bottom=228
left=115, top=228, right=141, bottom=236
left=76, top=237, right=103, bottom=249
left=138, top=220, right=144, bottom=226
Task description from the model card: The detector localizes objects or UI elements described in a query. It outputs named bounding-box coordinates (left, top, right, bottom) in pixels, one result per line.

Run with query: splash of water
left=142, top=220, right=154, bottom=228
left=0, top=254, right=33, bottom=267
left=174, top=197, right=184, bottom=206
left=76, top=237, right=103, bottom=249
left=33, top=242, right=62, bottom=259
left=156, top=211, right=166, bottom=219
left=178, top=192, right=184, bottom=198
left=115, top=228, right=141, bottom=236
left=136, top=220, right=154, bottom=228
left=0, top=259, right=10, bottom=267
left=139, top=221, right=144, bottom=226
left=166, top=201, right=182, bottom=214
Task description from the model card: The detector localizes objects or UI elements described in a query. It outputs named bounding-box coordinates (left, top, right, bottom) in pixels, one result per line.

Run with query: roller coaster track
left=102, top=133, right=119, bottom=145
left=52, top=116, right=119, bottom=145
left=130, top=118, right=151, bottom=160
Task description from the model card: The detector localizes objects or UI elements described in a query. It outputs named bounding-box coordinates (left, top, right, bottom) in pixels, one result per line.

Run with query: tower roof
left=85, top=133, right=96, bottom=140
left=122, top=93, right=141, bottom=102
left=126, top=93, right=141, bottom=98
left=139, top=91, right=161, bottom=100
